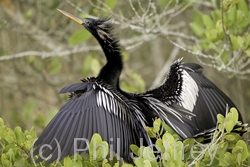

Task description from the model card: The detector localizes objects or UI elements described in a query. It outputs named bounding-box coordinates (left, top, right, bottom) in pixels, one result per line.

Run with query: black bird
left=32, top=10, right=245, bottom=164
left=32, top=10, right=154, bottom=164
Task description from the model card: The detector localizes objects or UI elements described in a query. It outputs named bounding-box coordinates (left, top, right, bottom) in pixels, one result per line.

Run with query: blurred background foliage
left=0, top=0, right=249, bottom=136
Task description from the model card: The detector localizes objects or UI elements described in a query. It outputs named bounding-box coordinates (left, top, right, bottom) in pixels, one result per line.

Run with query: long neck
left=96, top=36, right=123, bottom=89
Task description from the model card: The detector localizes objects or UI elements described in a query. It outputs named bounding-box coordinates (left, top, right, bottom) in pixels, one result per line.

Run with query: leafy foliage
left=191, top=0, right=250, bottom=77
left=0, top=108, right=249, bottom=167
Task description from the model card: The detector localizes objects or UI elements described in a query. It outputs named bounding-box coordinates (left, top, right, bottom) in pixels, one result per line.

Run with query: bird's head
left=58, top=9, right=113, bottom=42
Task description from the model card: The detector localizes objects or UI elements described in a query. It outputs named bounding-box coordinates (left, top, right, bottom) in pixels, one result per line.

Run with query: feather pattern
left=33, top=78, right=149, bottom=164
left=139, top=59, right=244, bottom=139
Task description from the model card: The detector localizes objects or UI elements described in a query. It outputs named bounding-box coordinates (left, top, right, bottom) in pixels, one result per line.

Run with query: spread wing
left=142, top=59, right=243, bottom=139
left=33, top=80, right=148, bottom=164
left=180, top=63, right=243, bottom=135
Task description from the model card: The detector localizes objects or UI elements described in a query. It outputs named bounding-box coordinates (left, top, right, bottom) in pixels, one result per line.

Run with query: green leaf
left=230, top=35, right=239, bottom=50
left=225, top=119, right=235, bottom=133
left=105, top=0, right=117, bottom=9
left=155, top=139, right=164, bottom=152
left=102, top=159, right=111, bottom=167
left=143, top=147, right=156, bottom=162
left=221, top=51, right=229, bottom=63
left=224, top=108, right=239, bottom=133
left=14, top=126, right=25, bottom=144
left=153, top=118, right=161, bottom=134
left=202, top=15, right=214, bottom=28
left=205, top=28, right=218, bottom=41
left=143, top=159, right=152, bottom=167
left=224, top=134, right=235, bottom=141
left=74, top=161, right=83, bottom=167
left=232, top=146, right=243, bottom=165
left=220, top=152, right=234, bottom=166
left=191, top=22, right=204, bottom=37
left=13, top=154, right=26, bottom=166
left=183, top=138, right=195, bottom=152
left=211, top=10, right=221, bottom=23
left=237, top=36, right=244, bottom=47
left=89, top=134, right=108, bottom=161
left=64, top=157, right=74, bottom=167
left=146, top=127, right=156, bottom=138
left=89, top=134, right=102, bottom=158
left=215, top=20, right=224, bottom=35
left=225, top=5, right=236, bottom=26
left=191, top=10, right=203, bottom=23
left=6, top=148, right=14, bottom=162
left=68, top=29, right=92, bottom=45
left=236, top=140, right=248, bottom=162
left=130, top=144, right=140, bottom=156
left=134, top=158, right=145, bottom=167
left=228, top=108, right=238, bottom=124
left=217, top=141, right=229, bottom=154
left=2, top=127, right=16, bottom=143
left=162, top=133, right=175, bottom=152
left=237, top=0, right=249, bottom=17
left=96, top=142, right=108, bottom=160
left=1, top=158, right=12, bottom=167
left=82, top=161, right=96, bottom=167
left=243, top=34, right=250, bottom=49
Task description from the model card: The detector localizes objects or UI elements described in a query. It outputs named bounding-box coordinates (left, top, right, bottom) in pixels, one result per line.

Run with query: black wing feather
left=180, top=63, right=243, bottom=136
left=141, top=60, right=243, bottom=139
left=33, top=80, right=147, bottom=164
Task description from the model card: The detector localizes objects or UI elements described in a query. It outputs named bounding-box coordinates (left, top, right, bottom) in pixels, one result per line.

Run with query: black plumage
left=32, top=9, right=245, bottom=164
left=141, top=60, right=244, bottom=139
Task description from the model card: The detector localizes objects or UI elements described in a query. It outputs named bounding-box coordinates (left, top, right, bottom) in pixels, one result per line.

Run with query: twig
left=150, top=45, right=180, bottom=89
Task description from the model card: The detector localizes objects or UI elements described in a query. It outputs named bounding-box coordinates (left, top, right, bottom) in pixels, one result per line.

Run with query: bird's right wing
left=180, top=63, right=244, bottom=134
left=33, top=80, right=148, bottom=164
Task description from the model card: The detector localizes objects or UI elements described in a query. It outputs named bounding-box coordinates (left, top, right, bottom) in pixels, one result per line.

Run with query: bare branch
left=0, top=45, right=100, bottom=61
left=150, top=45, right=180, bottom=89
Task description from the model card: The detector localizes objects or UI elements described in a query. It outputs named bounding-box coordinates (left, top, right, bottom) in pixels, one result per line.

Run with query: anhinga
left=32, top=10, right=244, bottom=164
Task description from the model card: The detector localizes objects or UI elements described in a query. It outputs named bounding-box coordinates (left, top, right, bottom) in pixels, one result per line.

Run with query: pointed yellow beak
left=57, top=9, right=83, bottom=25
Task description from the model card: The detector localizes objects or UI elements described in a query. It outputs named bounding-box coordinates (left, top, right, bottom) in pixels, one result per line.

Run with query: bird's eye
left=83, top=19, right=91, bottom=26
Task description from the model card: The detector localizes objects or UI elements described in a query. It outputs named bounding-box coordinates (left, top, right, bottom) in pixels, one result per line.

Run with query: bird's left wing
left=32, top=80, right=148, bottom=164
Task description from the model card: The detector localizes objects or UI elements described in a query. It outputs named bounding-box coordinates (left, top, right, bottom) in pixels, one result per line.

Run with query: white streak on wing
left=97, top=91, right=101, bottom=107
left=104, top=87, right=114, bottom=98
left=180, top=70, right=199, bottom=111
left=146, top=97, right=184, bottom=123
left=117, top=103, right=121, bottom=119
left=105, top=93, right=110, bottom=111
left=94, top=83, right=132, bottom=121
left=111, top=98, right=115, bottom=114
left=101, top=92, right=107, bottom=111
